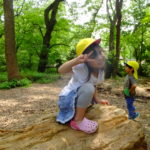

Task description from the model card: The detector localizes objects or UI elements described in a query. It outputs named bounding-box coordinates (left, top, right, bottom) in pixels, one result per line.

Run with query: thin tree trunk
left=106, top=0, right=117, bottom=51
left=38, top=0, right=63, bottom=72
left=3, top=0, right=21, bottom=80
left=139, top=25, right=144, bottom=75
left=113, top=0, right=123, bottom=76
left=105, top=0, right=117, bottom=78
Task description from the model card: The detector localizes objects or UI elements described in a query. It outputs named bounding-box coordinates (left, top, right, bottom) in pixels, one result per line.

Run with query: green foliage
left=0, top=0, right=150, bottom=79
left=0, top=71, right=60, bottom=89
left=0, top=72, right=7, bottom=82
left=120, top=0, right=150, bottom=69
left=35, top=74, right=59, bottom=84
left=118, top=62, right=126, bottom=77
left=141, top=61, right=150, bottom=77
left=0, top=78, right=31, bottom=89
left=21, top=71, right=60, bottom=83
left=142, top=6, right=150, bottom=23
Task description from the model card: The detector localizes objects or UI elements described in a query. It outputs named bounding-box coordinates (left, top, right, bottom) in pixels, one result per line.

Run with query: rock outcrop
left=0, top=105, right=147, bottom=150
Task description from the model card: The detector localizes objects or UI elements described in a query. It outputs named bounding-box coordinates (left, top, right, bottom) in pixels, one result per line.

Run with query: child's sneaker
left=129, top=112, right=140, bottom=120
left=70, top=117, right=98, bottom=134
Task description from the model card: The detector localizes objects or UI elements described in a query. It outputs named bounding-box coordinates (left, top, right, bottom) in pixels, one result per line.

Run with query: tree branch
left=109, top=0, right=115, bottom=15
left=15, top=0, right=26, bottom=17
left=33, top=23, right=44, bottom=38
left=106, top=0, right=112, bottom=22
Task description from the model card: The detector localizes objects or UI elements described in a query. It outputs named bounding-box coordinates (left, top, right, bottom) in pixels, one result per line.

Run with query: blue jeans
left=125, top=97, right=136, bottom=118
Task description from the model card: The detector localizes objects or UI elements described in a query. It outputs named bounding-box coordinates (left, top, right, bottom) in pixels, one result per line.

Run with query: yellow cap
left=126, top=61, right=139, bottom=79
left=76, top=38, right=100, bottom=56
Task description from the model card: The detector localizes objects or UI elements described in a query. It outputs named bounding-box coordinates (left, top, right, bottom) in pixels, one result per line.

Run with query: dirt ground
left=0, top=75, right=150, bottom=149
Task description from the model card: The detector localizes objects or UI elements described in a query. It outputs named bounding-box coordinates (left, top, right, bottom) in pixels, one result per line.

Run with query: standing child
left=56, top=38, right=109, bottom=134
left=123, top=61, right=140, bottom=120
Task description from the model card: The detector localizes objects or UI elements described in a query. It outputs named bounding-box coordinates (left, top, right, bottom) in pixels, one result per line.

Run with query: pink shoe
left=70, top=117, right=98, bottom=134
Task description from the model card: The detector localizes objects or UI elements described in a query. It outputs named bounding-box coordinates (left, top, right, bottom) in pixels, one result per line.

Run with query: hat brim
left=124, top=63, right=132, bottom=68
left=93, top=39, right=101, bottom=45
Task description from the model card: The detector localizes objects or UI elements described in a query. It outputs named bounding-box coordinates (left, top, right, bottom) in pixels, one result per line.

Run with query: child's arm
left=58, top=58, right=79, bottom=74
left=130, top=84, right=136, bottom=95
left=58, top=52, right=93, bottom=74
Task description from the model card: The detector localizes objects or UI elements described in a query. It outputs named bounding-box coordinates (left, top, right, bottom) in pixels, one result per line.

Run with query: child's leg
left=70, top=83, right=98, bottom=133
left=74, top=107, right=86, bottom=121
left=125, top=97, right=135, bottom=118
left=74, top=83, right=95, bottom=121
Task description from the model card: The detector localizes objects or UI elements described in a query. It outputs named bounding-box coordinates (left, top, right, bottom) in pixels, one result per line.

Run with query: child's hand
left=130, top=85, right=136, bottom=95
left=99, top=100, right=109, bottom=105
left=130, top=89, right=135, bottom=95
left=95, top=99, right=109, bottom=105
left=76, top=51, right=93, bottom=64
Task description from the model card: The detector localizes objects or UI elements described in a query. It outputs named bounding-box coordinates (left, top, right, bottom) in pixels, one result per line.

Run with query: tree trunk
left=3, top=0, right=21, bottom=80
left=105, top=0, right=117, bottom=78
left=38, top=0, right=63, bottom=72
left=109, top=22, right=115, bottom=51
left=106, top=0, right=117, bottom=52
left=139, top=25, right=144, bottom=75
left=113, top=0, right=123, bottom=76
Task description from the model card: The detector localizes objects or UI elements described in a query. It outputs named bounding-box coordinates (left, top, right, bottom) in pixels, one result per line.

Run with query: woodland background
left=0, top=1, right=150, bottom=149
left=0, top=0, right=150, bottom=88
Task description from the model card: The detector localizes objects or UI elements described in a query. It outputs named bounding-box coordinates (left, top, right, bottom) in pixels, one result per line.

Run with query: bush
left=141, top=62, right=150, bottom=77
left=22, top=71, right=60, bottom=83
left=0, top=78, right=32, bottom=89
left=0, top=73, right=7, bottom=82
left=0, top=71, right=60, bottom=89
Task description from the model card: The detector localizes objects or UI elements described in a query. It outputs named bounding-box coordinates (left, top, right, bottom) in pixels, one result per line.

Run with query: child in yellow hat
left=123, top=61, right=140, bottom=119
left=56, top=38, right=109, bottom=134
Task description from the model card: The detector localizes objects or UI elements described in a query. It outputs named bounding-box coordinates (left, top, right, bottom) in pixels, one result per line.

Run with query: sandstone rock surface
left=0, top=105, right=147, bottom=150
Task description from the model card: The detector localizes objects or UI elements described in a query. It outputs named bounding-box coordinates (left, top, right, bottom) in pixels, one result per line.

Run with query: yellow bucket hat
left=76, top=38, right=101, bottom=56
left=126, top=61, right=139, bottom=79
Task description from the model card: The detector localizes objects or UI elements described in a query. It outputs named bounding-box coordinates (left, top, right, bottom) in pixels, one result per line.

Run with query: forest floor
left=0, top=74, right=150, bottom=149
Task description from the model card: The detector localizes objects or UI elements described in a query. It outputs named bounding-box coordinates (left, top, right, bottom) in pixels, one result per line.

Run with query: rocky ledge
left=0, top=105, right=147, bottom=150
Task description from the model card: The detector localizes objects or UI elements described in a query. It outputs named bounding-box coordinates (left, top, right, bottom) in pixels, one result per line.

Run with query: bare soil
left=0, top=75, right=149, bottom=149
